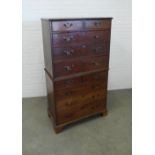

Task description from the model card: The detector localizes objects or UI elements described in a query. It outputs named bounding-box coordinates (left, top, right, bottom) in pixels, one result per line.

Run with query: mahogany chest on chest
left=41, top=18, right=112, bottom=133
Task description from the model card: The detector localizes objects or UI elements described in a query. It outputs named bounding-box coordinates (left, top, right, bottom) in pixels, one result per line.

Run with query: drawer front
left=84, top=31, right=110, bottom=43
left=52, top=20, right=83, bottom=32
left=54, top=71, right=108, bottom=91
left=53, top=56, right=109, bottom=78
left=56, top=89, right=107, bottom=109
left=85, top=19, right=111, bottom=30
left=52, top=32, right=85, bottom=47
left=83, top=71, right=108, bottom=85
left=52, top=30, right=110, bottom=47
left=52, top=43, right=110, bottom=61
left=54, top=76, right=82, bottom=91
left=56, top=98, right=106, bottom=124
left=54, top=81, right=107, bottom=102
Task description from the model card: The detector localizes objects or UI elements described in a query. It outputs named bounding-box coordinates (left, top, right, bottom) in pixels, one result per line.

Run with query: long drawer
left=53, top=56, right=109, bottom=78
left=56, top=89, right=107, bottom=109
left=54, top=81, right=107, bottom=102
left=54, top=71, right=108, bottom=91
left=56, top=97, right=107, bottom=124
left=52, top=31, right=110, bottom=47
left=52, top=43, right=110, bottom=62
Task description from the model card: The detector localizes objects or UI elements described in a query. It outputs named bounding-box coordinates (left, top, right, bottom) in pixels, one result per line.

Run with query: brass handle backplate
left=64, top=23, right=73, bottom=28
left=64, top=64, right=74, bottom=71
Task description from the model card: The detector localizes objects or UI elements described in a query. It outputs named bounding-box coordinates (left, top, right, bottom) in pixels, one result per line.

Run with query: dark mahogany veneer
left=41, top=17, right=112, bottom=133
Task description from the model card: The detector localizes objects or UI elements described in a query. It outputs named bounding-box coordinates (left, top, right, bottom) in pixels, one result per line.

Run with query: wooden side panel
left=45, top=71, right=56, bottom=119
left=41, top=20, right=53, bottom=77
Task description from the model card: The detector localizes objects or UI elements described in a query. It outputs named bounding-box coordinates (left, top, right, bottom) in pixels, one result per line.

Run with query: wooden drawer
left=85, top=19, right=111, bottom=30
left=56, top=89, right=107, bottom=109
left=52, top=32, right=85, bottom=47
left=52, top=43, right=110, bottom=62
left=83, top=71, right=108, bottom=85
left=52, top=20, right=83, bottom=32
left=53, top=37, right=110, bottom=62
left=54, top=76, right=82, bottom=91
left=53, top=56, right=109, bottom=78
left=54, top=71, right=108, bottom=91
left=54, top=82, right=107, bottom=102
left=84, top=31, right=110, bottom=43
left=52, top=30, right=110, bottom=47
left=56, top=98, right=106, bottom=124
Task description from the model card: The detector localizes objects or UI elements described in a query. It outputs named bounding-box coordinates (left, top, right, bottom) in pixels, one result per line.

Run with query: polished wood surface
left=52, top=42, right=110, bottom=62
left=52, top=20, right=83, bottom=32
left=41, top=17, right=112, bottom=133
left=53, top=55, right=109, bottom=78
left=54, top=71, right=108, bottom=90
left=85, top=19, right=111, bottom=30
left=52, top=31, right=110, bottom=47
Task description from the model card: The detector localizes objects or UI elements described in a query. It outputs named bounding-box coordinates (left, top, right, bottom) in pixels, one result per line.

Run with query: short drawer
left=52, top=20, right=83, bottom=32
left=53, top=56, right=109, bottom=78
left=85, top=19, right=111, bottom=30
left=84, top=31, right=110, bottom=43
left=52, top=32, right=85, bottom=47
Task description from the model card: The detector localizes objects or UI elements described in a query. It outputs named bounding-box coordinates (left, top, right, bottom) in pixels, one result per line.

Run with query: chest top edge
left=41, top=17, right=113, bottom=21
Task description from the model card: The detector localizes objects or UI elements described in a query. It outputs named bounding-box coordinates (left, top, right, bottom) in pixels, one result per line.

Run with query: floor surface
left=22, top=89, right=132, bottom=155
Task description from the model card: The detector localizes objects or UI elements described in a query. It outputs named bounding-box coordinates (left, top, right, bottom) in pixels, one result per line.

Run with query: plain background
left=22, top=0, right=132, bottom=97
left=0, top=0, right=155, bottom=155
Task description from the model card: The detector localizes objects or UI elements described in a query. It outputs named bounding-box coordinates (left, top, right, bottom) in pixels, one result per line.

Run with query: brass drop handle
left=63, top=36, right=73, bottom=42
left=94, top=22, right=101, bottom=26
left=81, top=44, right=86, bottom=48
left=93, top=46, right=103, bottom=52
left=64, top=23, right=73, bottom=28
left=64, top=64, right=74, bottom=71
left=91, top=61, right=100, bottom=66
left=63, top=49, right=74, bottom=56
left=94, top=35, right=100, bottom=39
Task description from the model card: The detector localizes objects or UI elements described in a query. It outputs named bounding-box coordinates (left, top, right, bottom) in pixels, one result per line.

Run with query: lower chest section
left=54, top=71, right=108, bottom=125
